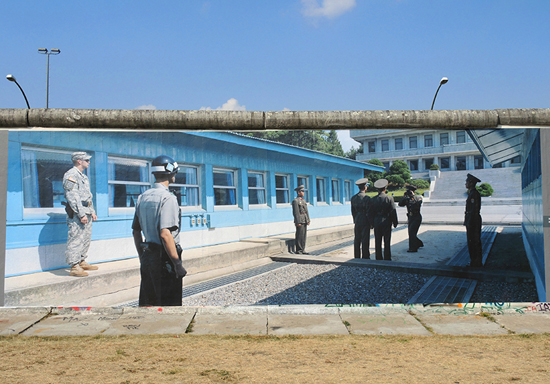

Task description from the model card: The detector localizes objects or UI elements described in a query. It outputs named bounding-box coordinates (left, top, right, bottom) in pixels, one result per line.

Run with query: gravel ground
left=182, top=263, right=430, bottom=306
left=469, top=281, right=538, bottom=303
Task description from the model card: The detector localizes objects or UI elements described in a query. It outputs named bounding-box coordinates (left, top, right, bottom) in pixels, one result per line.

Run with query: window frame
left=213, top=167, right=238, bottom=207
left=331, top=178, right=340, bottom=204
left=275, top=173, right=290, bottom=205
left=381, top=139, right=389, bottom=152
left=368, top=141, right=376, bottom=153
left=440, top=133, right=449, bottom=146
left=170, top=164, right=201, bottom=209
left=247, top=170, right=267, bottom=206
left=457, top=131, right=466, bottom=144
left=424, top=134, right=433, bottom=147
left=409, top=136, right=417, bottom=149
left=395, top=138, right=403, bottom=150
left=108, top=156, right=151, bottom=209
left=316, top=177, right=327, bottom=204
left=344, top=180, right=352, bottom=203
left=297, top=175, right=310, bottom=203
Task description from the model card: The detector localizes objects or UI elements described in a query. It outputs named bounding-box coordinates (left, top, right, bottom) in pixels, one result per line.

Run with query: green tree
left=245, top=130, right=345, bottom=157
left=389, top=160, right=411, bottom=183
left=365, top=159, right=385, bottom=191
left=345, top=143, right=363, bottom=160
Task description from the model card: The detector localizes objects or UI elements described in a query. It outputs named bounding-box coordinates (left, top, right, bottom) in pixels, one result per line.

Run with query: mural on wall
left=2, top=128, right=545, bottom=306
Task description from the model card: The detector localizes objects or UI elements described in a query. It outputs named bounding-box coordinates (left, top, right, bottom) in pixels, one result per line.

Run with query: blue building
left=6, top=130, right=381, bottom=277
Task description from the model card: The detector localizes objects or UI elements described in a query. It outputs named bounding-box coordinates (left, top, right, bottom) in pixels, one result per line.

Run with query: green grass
left=366, top=188, right=427, bottom=199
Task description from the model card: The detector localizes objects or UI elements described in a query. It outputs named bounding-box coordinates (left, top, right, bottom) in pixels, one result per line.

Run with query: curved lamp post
left=38, top=48, right=61, bottom=109
left=6, top=74, right=30, bottom=109
left=431, top=77, right=448, bottom=110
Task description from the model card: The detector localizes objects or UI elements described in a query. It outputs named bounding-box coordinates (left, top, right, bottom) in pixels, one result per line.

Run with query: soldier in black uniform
left=399, top=185, right=424, bottom=253
left=369, top=179, right=398, bottom=261
left=464, top=173, right=483, bottom=267
left=351, top=178, right=371, bottom=259
left=132, top=155, right=187, bottom=306
left=292, top=185, right=310, bottom=254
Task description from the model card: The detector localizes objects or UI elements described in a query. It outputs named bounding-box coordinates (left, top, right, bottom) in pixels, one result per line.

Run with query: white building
left=350, top=129, right=521, bottom=173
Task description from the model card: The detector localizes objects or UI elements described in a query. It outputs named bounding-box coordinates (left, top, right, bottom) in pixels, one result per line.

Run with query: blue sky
left=2, top=1, right=549, bottom=150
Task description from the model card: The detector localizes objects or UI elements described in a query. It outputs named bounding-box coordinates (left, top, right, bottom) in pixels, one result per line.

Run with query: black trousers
left=139, top=246, right=182, bottom=306
left=374, top=224, right=392, bottom=261
left=354, top=223, right=371, bottom=259
left=466, top=218, right=483, bottom=267
left=408, top=214, right=423, bottom=251
left=295, top=224, right=307, bottom=253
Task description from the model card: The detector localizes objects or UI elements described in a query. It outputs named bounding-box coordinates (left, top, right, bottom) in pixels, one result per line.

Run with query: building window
left=457, top=131, right=466, bottom=144
left=21, top=148, right=77, bottom=209
left=492, top=162, right=503, bottom=168
left=440, top=157, right=450, bottom=169
left=409, top=160, right=418, bottom=171
left=368, top=141, right=376, bottom=153
left=213, top=168, right=237, bottom=206
left=440, top=133, right=449, bottom=146
left=275, top=174, right=290, bottom=204
left=424, top=135, right=433, bottom=147
left=108, top=157, right=150, bottom=208
left=248, top=171, right=266, bottom=205
left=297, top=175, right=309, bottom=203
left=424, top=158, right=434, bottom=170
left=395, top=138, right=403, bottom=150
left=456, top=156, right=466, bottom=170
left=511, top=155, right=522, bottom=164
left=381, top=139, right=389, bottom=152
left=474, top=155, right=484, bottom=170
left=410, top=136, right=417, bottom=149
left=316, top=178, right=326, bottom=203
left=344, top=180, right=352, bottom=202
left=170, top=165, right=200, bottom=207
left=382, top=162, right=390, bottom=172
left=331, top=179, right=340, bottom=203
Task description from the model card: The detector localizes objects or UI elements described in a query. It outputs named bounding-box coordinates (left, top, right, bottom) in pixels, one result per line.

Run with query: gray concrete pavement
left=3, top=304, right=550, bottom=337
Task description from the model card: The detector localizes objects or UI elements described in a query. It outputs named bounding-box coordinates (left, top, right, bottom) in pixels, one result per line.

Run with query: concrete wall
left=6, top=131, right=370, bottom=276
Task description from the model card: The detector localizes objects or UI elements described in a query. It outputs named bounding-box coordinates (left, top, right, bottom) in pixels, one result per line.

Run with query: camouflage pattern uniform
left=64, top=166, right=95, bottom=267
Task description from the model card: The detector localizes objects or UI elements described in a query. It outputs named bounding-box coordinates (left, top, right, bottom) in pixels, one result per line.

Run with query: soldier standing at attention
left=351, top=178, right=371, bottom=259
left=369, top=179, right=398, bottom=261
left=63, top=152, right=98, bottom=277
left=399, top=185, right=424, bottom=253
left=132, top=155, right=187, bottom=306
left=464, top=173, right=483, bottom=267
left=292, top=185, right=310, bottom=254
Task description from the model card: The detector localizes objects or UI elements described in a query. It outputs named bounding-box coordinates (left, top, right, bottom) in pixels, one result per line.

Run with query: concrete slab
left=21, top=307, right=123, bottom=336
left=338, top=307, right=432, bottom=336
left=0, top=307, right=50, bottom=335
left=102, top=307, right=197, bottom=335
left=493, top=314, right=550, bottom=334
left=192, top=306, right=268, bottom=335
left=267, top=305, right=349, bottom=335
left=413, top=312, right=509, bottom=335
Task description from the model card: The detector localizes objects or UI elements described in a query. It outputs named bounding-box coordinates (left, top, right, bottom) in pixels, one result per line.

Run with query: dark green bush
left=408, top=179, right=430, bottom=189
left=430, top=164, right=440, bottom=170
left=476, top=182, right=494, bottom=197
left=386, top=174, right=405, bottom=189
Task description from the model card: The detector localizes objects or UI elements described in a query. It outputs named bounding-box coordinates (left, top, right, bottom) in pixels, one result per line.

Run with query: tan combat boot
left=80, top=261, right=98, bottom=270
left=70, top=264, right=89, bottom=277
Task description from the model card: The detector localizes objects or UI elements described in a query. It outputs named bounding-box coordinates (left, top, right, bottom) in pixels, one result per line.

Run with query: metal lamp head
left=38, top=48, right=48, bottom=54
left=440, top=77, right=449, bottom=85
left=6, top=74, right=16, bottom=82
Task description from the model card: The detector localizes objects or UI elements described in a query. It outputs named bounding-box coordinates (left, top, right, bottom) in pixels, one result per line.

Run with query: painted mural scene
left=3, top=127, right=543, bottom=307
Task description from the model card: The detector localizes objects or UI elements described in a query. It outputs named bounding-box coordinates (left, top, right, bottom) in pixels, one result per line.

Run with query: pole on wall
left=0, top=130, right=8, bottom=306
left=541, top=129, right=550, bottom=301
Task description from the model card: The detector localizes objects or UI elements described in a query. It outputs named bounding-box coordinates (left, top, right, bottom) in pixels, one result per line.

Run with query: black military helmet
left=151, top=155, right=179, bottom=175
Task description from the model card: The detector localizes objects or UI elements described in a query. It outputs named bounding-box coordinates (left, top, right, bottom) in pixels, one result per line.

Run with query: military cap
left=355, top=178, right=369, bottom=186
left=406, top=185, right=417, bottom=191
left=466, top=173, right=481, bottom=183
left=71, top=152, right=92, bottom=162
left=374, top=179, right=388, bottom=189
left=294, top=185, right=305, bottom=192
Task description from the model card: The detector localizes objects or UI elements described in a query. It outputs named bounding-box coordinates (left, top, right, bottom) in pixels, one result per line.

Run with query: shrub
left=408, top=179, right=430, bottom=189
left=477, top=182, right=494, bottom=197
left=389, top=160, right=411, bottom=181
left=386, top=174, right=405, bottom=189
left=430, top=164, right=440, bottom=170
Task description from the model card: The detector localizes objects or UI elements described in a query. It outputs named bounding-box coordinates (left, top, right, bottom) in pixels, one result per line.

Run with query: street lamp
left=430, top=77, right=448, bottom=110
left=38, top=48, right=61, bottom=109
left=6, top=74, right=30, bottom=109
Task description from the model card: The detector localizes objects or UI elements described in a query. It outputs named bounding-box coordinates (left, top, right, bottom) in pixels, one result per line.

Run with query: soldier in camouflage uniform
left=292, top=185, right=310, bottom=254
left=63, top=152, right=98, bottom=277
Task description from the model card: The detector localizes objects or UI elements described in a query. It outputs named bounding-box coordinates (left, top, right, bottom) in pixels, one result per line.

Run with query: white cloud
left=136, top=104, right=157, bottom=110
left=301, top=0, right=356, bottom=19
left=200, top=98, right=246, bottom=111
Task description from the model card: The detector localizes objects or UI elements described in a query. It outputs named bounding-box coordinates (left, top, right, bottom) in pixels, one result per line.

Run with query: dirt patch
left=1, top=334, right=549, bottom=383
